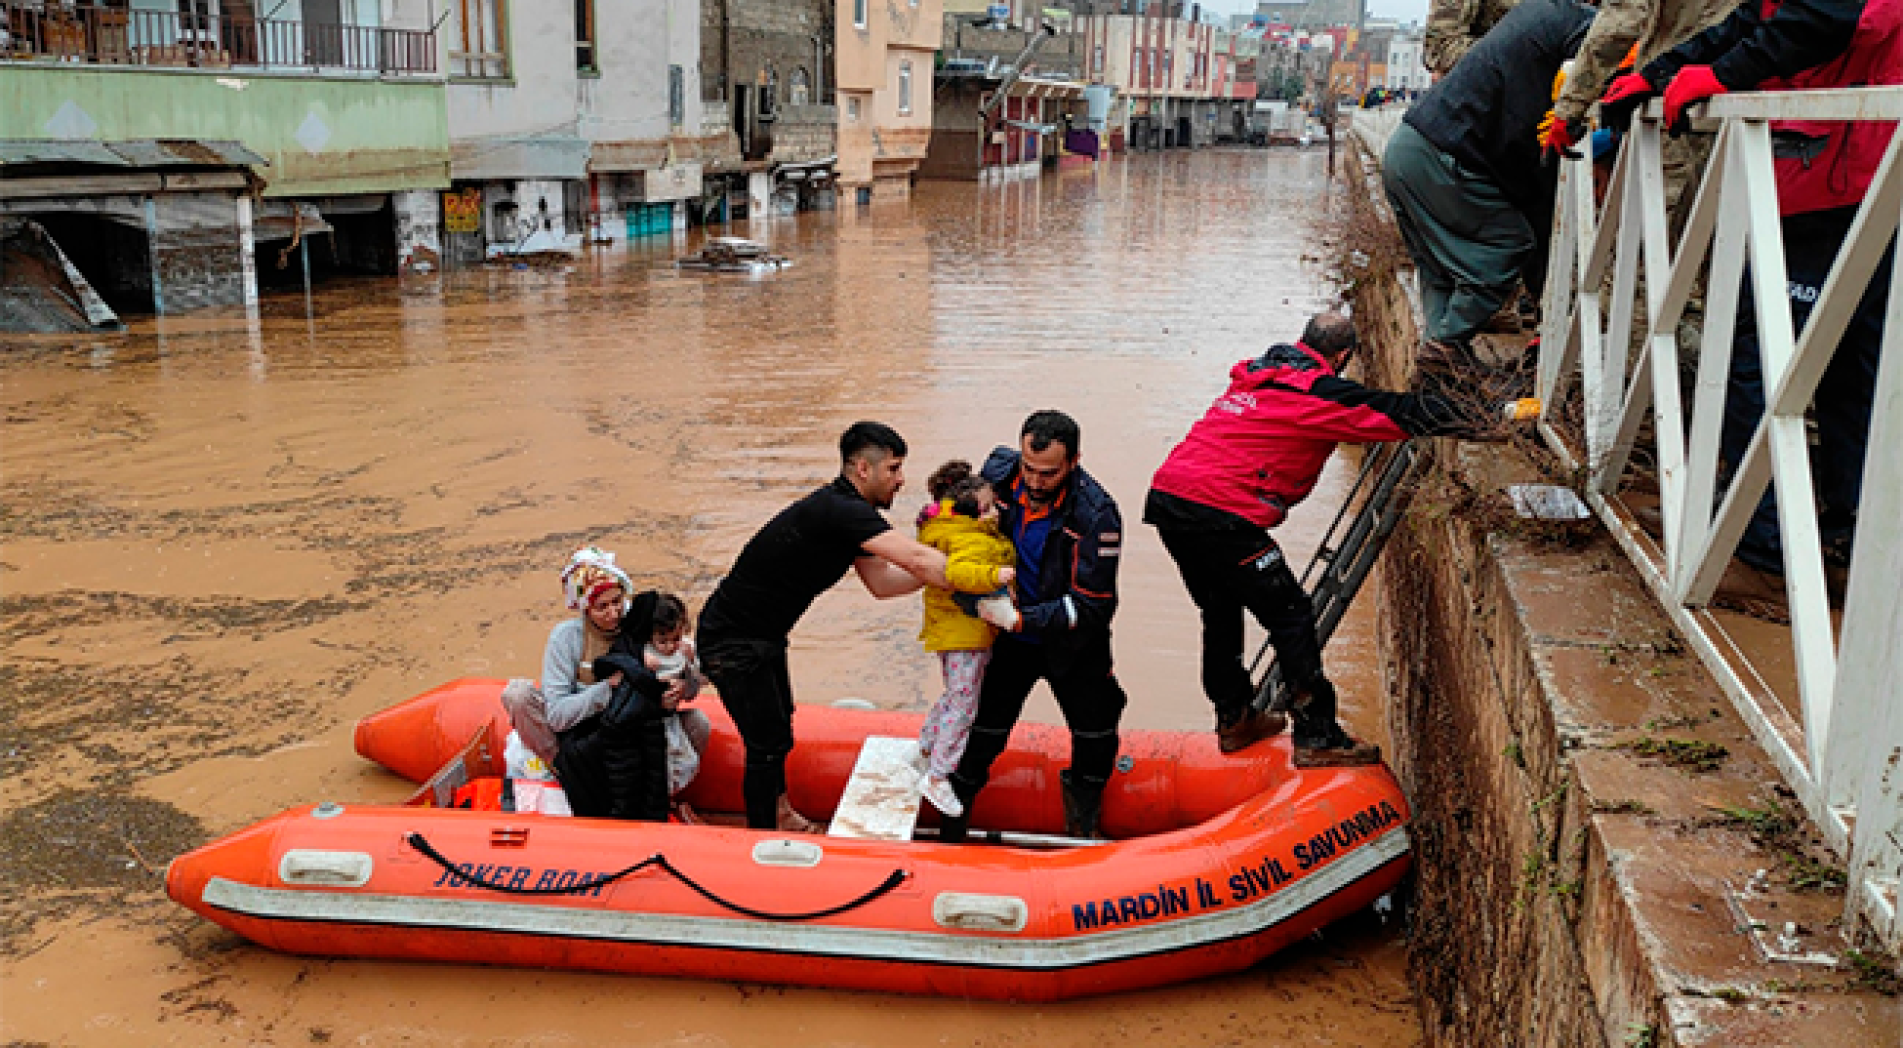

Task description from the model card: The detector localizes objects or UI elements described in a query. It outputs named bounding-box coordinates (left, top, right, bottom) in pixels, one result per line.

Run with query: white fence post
left=1533, top=88, right=1903, bottom=953
left=1832, top=167, right=1903, bottom=947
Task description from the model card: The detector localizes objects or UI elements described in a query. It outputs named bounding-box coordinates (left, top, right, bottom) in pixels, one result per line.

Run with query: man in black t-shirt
left=698, top=421, right=951, bottom=831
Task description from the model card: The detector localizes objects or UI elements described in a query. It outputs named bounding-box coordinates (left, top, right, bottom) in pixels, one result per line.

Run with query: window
left=898, top=61, right=912, bottom=115
left=451, top=0, right=508, bottom=78
left=790, top=67, right=810, bottom=106
left=669, top=64, right=685, bottom=126
left=302, top=0, right=346, bottom=66
left=176, top=0, right=215, bottom=38
left=1093, top=44, right=1103, bottom=75
left=574, top=0, right=596, bottom=72
left=854, top=0, right=867, bottom=29
left=848, top=96, right=862, bottom=122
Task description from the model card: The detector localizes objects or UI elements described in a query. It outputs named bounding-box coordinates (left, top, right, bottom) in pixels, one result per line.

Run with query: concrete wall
left=150, top=193, right=249, bottom=311
left=835, top=0, right=884, bottom=93
left=585, top=0, right=703, bottom=168
left=837, top=0, right=938, bottom=192
left=769, top=104, right=840, bottom=163
left=0, top=68, right=449, bottom=196
left=695, top=0, right=833, bottom=167
left=702, top=0, right=832, bottom=100
left=1345, top=128, right=1898, bottom=1048
left=1, top=192, right=253, bottom=313
left=838, top=89, right=876, bottom=185
left=391, top=189, right=442, bottom=272
left=446, top=0, right=588, bottom=181
left=446, top=0, right=703, bottom=248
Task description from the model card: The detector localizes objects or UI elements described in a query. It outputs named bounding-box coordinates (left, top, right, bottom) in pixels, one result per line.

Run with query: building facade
left=1079, top=10, right=1219, bottom=150
left=835, top=0, right=942, bottom=201
left=1382, top=28, right=1429, bottom=92
left=698, top=0, right=838, bottom=218
left=1253, top=0, right=1363, bottom=30
left=0, top=0, right=448, bottom=323
left=440, top=0, right=707, bottom=262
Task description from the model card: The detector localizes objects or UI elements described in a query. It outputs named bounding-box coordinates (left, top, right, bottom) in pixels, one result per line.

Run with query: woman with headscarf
left=502, top=547, right=674, bottom=820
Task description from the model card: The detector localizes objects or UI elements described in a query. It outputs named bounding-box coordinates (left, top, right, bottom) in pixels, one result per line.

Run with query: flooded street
left=1, top=149, right=1420, bottom=1045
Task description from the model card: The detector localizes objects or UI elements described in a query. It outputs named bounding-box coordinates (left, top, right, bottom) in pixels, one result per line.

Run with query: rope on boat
left=401, top=832, right=908, bottom=921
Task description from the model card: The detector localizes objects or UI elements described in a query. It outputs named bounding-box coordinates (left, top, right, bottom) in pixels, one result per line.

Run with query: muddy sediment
left=1, top=150, right=1424, bottom=1045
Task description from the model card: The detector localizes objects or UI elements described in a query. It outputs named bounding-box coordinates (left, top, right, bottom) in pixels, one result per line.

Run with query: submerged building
left=0, top=1, right=449, bottom=325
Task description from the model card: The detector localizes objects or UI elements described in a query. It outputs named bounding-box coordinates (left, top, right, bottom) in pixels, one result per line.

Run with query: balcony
left=1, top=5, right=449, bottom=196
left=1, top=3, right=436, bottom=76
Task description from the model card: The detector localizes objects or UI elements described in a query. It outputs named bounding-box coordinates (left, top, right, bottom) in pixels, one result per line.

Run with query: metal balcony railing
left=0, top=3, right=436, bottom=75
left=1537, top=89, right=1903, bottom=953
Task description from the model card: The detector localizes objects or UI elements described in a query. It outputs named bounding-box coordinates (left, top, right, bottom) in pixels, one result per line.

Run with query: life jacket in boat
left=450, top=777, right=506, bottom=811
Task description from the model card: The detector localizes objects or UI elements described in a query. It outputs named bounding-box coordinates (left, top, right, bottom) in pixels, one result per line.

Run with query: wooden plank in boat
left=826, top=735, right=926, bottom=842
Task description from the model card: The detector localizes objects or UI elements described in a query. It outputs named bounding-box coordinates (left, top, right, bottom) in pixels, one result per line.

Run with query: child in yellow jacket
left=915, top=460, right=1017, bottom=817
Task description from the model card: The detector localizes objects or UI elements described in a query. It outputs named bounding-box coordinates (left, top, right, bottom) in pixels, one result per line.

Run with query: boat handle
left=403, top=831, right=909, bottom=921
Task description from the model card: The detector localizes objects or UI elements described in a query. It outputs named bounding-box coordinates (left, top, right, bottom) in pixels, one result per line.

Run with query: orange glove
left=1663, top=65, right=1728, bottom=132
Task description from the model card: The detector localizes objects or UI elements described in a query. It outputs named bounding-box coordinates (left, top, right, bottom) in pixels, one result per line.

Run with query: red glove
left=1537, top=112, right=1584, bottom=158
left=1663, top=65, right=1728, bottom=131
left=1598, top=72, right=1657, bottom=130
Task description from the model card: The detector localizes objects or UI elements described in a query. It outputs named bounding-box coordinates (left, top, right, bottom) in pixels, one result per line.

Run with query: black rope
left=402, top=832, right=909, bottom=921
left=648, top=854, right=908, bottom=921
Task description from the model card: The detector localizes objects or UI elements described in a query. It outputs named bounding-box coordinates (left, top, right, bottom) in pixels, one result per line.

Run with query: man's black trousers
left=949, top=633, right=1126, bottom=800
left=700, top=636, right=793, bottom=829
left=1156, top=525, right=1326, bottom=725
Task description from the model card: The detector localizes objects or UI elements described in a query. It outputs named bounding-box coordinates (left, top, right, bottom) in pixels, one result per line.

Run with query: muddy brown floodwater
left=0, top=149, right=1422, bottom=1046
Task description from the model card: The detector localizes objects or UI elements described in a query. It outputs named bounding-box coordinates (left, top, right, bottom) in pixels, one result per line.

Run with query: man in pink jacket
left=1146, top=313, right=1521, bottom=766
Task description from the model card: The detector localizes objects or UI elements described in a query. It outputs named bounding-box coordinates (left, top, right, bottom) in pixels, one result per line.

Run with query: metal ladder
left=1250, top=440, right=1432, bottom=713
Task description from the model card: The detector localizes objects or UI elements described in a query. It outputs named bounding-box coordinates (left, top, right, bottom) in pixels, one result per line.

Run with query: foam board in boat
left=827, top=735, right=926, bottom=842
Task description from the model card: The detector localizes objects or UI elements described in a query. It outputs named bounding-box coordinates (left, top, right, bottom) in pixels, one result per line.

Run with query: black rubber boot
left=1291, top=679, right=1381, bottom=768
left=1060, top=770, right=1107, bottom=841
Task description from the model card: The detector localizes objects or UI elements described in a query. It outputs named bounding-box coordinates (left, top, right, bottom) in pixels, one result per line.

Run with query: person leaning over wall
left=1385, top=0, right=1597, bottom=391
left=1597, top=0, right=1900, bottom=596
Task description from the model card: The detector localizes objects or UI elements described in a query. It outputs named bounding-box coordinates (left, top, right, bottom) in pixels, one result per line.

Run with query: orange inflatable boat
left=166, top=679, right=1412, bottom=1001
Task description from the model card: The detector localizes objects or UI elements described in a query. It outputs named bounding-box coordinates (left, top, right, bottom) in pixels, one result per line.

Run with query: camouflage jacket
left=1552, top=0, right=1743, bottom=122
left=1425, top=0, right=1523, bottom=74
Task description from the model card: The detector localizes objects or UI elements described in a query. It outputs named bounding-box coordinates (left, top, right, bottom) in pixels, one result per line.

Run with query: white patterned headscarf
left=559, top=546, right=633, bottom=612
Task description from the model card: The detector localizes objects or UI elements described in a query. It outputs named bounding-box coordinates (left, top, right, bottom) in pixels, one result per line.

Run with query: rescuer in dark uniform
left=941, top=410, right=1129, bottom=842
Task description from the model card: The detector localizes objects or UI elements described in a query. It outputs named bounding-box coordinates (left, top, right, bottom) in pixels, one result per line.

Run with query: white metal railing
left=1538, top=89, right=1903, bottom=953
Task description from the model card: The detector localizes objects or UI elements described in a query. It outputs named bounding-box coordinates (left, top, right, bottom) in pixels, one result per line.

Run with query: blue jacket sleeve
left=1019, top=491, right=1122, bottom=636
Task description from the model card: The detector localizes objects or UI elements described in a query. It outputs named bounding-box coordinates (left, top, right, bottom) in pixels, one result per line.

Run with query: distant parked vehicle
left=1253, top=100, right=1313, bottom=147
left=677, top=237, right=792, bottom=274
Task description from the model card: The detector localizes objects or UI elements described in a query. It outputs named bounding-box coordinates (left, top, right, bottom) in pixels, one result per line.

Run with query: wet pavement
left=0, top=148, right=1422, bottom=1045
